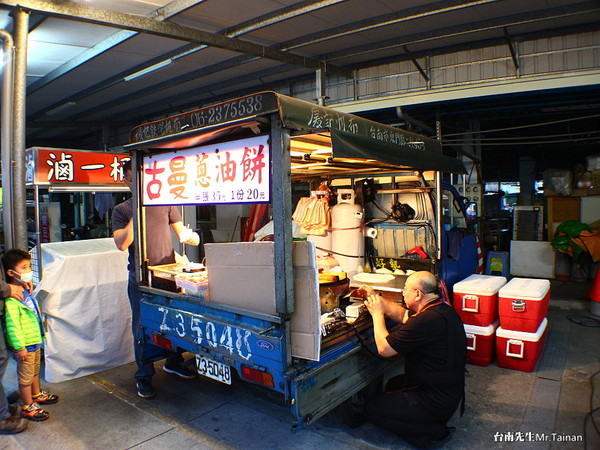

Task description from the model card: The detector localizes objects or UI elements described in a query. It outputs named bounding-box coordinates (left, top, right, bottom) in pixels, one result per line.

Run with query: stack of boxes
left=453, top=274, right=507, bottom=367
left=496, top=278, right=551, bottom=372
left=453, top=275, right=551, bottom=372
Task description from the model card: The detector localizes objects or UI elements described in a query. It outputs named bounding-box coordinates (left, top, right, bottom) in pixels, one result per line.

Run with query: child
left=2, top=249, right=59, bottom=421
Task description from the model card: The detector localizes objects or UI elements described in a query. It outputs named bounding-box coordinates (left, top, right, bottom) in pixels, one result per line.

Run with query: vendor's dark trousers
left=0, top=326, right=10, bottom=420
left=128, top=274, right=184, bottom=381
left=365, top=386, right=453, bottom=448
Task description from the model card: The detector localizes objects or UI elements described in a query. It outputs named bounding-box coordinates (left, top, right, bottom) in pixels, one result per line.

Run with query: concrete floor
left=2, top=279, right=599, bottom=450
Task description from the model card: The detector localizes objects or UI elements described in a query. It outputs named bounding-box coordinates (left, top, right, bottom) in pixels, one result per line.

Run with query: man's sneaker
left=136, top=379, right=156, bottom=399
left=21, top=403, right=49, bottom=422
left=163, top=363, right=197, bottom=379
left=0, top=416, right=29, bottom=434
left=32, top=390, right=59, bottom=405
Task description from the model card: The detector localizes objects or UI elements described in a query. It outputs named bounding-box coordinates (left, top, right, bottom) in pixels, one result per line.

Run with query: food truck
left=125, top=92, right=477, bottom=429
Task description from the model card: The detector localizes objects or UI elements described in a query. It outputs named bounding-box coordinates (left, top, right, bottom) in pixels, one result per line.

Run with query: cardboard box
left=496, top=318, right=548, bottom=372
left=464, top=321, right=498, bottom=367
left=452, top=274, right=507, bottom=326
left=204, top=241, right=321, bottom=361
left=499, top=278, right=550, bottom=332
left=509, top=240, right=555, bottom=279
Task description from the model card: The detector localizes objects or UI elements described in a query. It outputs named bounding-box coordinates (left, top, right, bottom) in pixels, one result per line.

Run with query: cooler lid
left=496, top=318, right=548, bottom=341
left=499, top=278, right=550, bottom=300
left=453, top=274, right=507, bottom=295
left=464, top=321, right=499, bottom=336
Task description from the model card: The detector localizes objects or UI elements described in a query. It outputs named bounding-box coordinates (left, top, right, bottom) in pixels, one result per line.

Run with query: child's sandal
left=33, top=390, right=59, bottom=405
left=21, top=403, right=49, bottom=421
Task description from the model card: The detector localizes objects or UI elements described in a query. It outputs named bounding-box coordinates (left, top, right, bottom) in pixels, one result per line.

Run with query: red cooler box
left=464, top=321, right=498, bottom=367
left=498, top=278, right=550, bottom=332
left=453, top=274, right=507, bottom=326
left=496, top=318, right=548, bottom=372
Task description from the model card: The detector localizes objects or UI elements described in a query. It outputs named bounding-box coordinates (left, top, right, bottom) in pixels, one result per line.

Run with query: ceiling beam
left=29, top=0, right=351, bottom=119
left=0, top=0, right=351, bottom=77
left=28, top=1, right=208, bottom=94
left=321, top=0, right=600, bottom=61
left=277, top=0, right=503, bottom=51
left=402, top=45, right=429, bottom=82
left=503, top=27, right=519, bottom=70
left=350, top=21, right=600, bottom=70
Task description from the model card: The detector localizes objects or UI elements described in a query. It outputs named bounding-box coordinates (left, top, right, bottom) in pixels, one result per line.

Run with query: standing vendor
left=113, top=160, right=200, bottom=399
left=363, top=270, right=466, bottom=448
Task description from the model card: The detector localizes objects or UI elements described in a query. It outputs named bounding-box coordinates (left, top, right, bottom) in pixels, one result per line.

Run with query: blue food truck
left=124, top=92, right=477, bottom=429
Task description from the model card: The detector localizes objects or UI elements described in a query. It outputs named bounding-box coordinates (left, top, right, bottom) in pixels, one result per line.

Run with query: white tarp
left=34, top=238, right=133, bottom=382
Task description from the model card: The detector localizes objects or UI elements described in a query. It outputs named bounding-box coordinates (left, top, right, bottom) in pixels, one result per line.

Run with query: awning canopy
left=127, top=91, right=466, bottom=174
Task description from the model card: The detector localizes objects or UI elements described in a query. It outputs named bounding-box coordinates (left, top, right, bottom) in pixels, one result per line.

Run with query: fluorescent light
left=46, top=101, right=76, bottom=116
left=124, top=59, right=173, bottom=81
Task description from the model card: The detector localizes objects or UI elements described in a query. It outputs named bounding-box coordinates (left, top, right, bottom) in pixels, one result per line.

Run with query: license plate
left=196, top=355, right=232, bottom=385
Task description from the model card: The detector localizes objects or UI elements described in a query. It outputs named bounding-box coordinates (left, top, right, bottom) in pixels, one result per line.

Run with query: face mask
left=15, top=271, right=33, bottom=284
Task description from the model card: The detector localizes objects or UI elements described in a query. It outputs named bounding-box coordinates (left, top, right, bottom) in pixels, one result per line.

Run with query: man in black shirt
left=363, top=270, right=466, bottom=448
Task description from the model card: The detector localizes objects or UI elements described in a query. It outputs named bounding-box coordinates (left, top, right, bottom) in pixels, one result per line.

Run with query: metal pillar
left=315, top=68, right=327, bottom=106
left=12, top=8, right=29, bottom=251
left=0, top=29, right=15, bottom=249
left=435, top=118, right=443, bottom=261
left=519, top=156, right=536, bottom=205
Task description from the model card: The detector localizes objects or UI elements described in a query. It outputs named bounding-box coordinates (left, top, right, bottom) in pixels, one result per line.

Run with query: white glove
left=183, top=232, right=200, bottom=246
left=179, top=228, right=200, bottom=246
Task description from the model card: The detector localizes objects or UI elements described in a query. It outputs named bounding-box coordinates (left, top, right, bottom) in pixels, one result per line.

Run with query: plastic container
left=175, top=274, right=209, bottom=299
left=498, top=278, right=550, bottom=332
left=464, top=321, right=499, bottom=367
left=452, top=274, right=507, bottom=326
left=496, top=318, right=548, bottom=372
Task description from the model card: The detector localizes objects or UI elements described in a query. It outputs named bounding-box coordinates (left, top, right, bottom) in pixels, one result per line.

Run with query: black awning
left=330, top=128, right=466, bottom=173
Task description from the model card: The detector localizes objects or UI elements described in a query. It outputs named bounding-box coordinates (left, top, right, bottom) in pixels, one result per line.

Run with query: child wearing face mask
left=1, top=249, right=58, bottom=421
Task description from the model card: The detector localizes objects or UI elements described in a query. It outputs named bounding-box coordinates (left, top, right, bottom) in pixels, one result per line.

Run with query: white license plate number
left=196, top=356, right=232, bottom=385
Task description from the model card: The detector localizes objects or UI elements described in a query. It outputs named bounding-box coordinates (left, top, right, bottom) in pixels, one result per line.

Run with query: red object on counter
left=405, top=246, right=428, bottom=259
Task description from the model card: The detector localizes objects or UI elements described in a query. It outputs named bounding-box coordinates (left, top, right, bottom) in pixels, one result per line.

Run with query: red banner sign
left=26, top=148, right=130, bottom=185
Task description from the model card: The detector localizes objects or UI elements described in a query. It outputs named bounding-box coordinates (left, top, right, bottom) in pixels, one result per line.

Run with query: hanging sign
left=26, top=147, right=130, bottom=185
left=141, top=135, right=270, bottom=206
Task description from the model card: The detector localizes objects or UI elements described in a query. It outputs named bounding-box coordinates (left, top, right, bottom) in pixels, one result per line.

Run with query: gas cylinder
left=331, top=189, right=364, bottom=273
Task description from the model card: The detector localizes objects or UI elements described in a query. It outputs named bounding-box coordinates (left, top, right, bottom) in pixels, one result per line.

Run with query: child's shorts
left=17, top=348, right=41, bottom=386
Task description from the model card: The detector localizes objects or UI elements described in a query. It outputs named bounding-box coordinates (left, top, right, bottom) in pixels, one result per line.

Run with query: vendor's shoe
left=341, top=390, right=367, bottom=428
left=163, top=363, right=197, bottom=379
left=21, top=403, right=49, bottom=422
left=0, top=416, right=29, bottom=434
left=33, top=390, right=59, bottom=405
left=136, top=379, right=156, bottom=399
